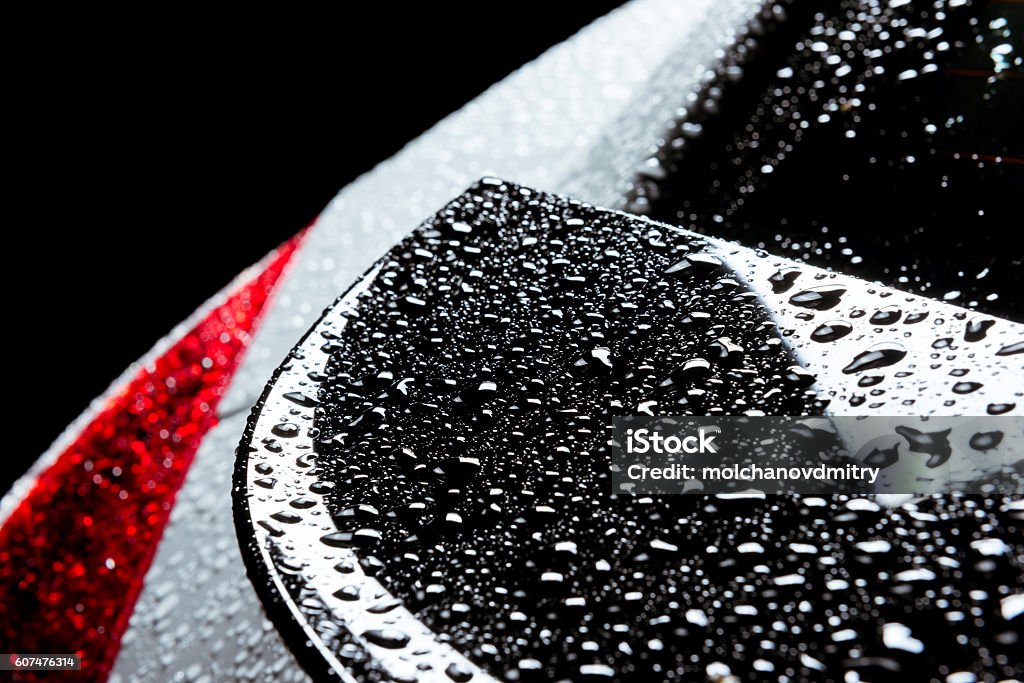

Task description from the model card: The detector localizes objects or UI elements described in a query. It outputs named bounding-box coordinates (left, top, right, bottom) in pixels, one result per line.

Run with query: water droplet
left=894, top=425, right=952, bottom=468
left=768, top=267, right=801, bottom=293
left=271, top=423, right=299, bottom=438
left=995, top=341, right=1024, bottom=356
left=361, top=628, right=410, bottom=649
left=283, top=391, right=319, bottom=407
left=810, top=320, right=853, bottom=342
left=952, top=381, right=982, bottom=395
left=964, top=318, right=995, bottom=342
left=842, top=343, right=907, bottom=374
left=968, top=431, right=1003, bottom=452
left=789, top=285, right=847, bottom=310
left=869, top=306, right=902, bottom=325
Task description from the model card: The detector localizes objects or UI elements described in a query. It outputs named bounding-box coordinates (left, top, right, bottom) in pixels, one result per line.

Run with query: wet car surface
left=236, top=181, right=1023, bottom=682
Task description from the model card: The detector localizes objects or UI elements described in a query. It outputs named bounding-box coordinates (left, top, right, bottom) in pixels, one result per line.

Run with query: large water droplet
left=842, top=343, right=907, bottom=374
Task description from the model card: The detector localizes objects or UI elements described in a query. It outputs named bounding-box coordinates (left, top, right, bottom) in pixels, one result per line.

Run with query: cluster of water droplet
left=630, top=0, right=1022, bottom=320
left=235, top=181, right=1024, bottom=681
left=751, top=255, right=1022, bottom=415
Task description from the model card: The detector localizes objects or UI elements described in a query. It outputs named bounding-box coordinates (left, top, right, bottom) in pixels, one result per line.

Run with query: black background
left=5, top=4, right=624, bottom=492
